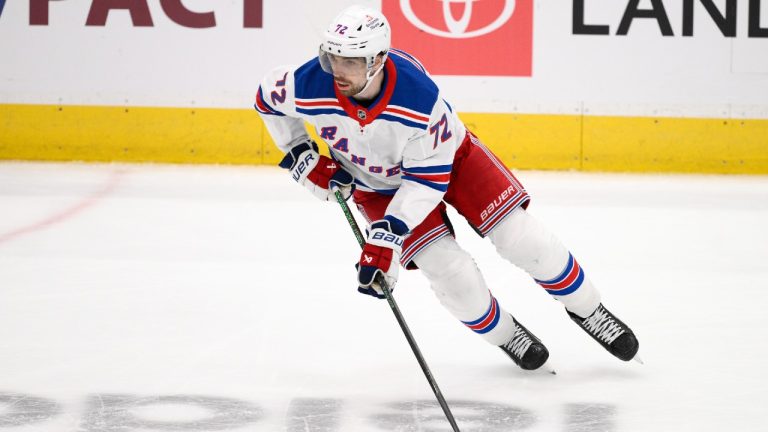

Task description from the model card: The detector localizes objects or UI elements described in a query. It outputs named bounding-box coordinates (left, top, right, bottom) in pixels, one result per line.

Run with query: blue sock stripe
left=535, top=253, right=575, bottom=285
left=462, top=297, right=494, bottom=326
left=473, top=309, right=501, bottom=334
left=461, top=296, right=501, bottom=334
left=545, top=270, right=584, bottom=296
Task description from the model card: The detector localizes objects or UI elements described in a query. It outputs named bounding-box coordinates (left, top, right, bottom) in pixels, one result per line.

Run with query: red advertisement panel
left=382, top=0, right=533, bottom=76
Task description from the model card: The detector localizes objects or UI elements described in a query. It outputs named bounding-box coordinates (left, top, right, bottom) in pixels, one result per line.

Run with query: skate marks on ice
left=0, top=393, right=60, bottom=427
left=0, top=392, right=618, bottom=431
left=370, top=400, right=616, bottom=432
left=562, top=403, right=617, bottom=432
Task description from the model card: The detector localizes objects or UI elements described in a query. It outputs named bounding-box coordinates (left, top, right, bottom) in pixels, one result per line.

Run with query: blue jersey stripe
left=377, top=113, right=428, bottom=130
left=296, top=107, right=348, bottom=117
left=402, top=175, right=449, bottom=192
left=253, top=104, right=285, bottom=116
left=353, top=178, right=399, bottom=195
left=402, top=164, right=453, bottom=174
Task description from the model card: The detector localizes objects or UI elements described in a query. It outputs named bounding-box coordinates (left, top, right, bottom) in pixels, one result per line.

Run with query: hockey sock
left=413, top=236, right=516, bottom=346
left=488, top=208, right=601, bottom=318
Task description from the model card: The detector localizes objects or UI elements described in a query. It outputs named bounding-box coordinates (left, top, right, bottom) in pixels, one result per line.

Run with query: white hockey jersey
left=254, top=49, right=467, bottom=232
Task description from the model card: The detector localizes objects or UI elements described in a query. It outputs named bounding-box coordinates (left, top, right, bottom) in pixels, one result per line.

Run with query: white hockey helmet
left=318, top=5, right=391, bottom=74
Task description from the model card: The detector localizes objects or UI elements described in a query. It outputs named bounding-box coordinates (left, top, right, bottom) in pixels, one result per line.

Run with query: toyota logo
left=399, top=0, right=516, bottom=39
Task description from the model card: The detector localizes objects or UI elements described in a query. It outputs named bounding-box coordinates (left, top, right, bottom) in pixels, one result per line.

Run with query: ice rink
left=1, top=162, right=766, bottom=432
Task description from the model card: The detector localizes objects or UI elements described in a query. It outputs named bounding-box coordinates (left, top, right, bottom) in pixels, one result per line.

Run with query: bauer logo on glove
left=279, top=140, right=355, bottom=201
left=291, top=152, right=317, bottom=182
left=370, top=230, right=404, bottom=247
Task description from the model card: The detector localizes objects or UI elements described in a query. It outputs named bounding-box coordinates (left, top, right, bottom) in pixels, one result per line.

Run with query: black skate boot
left=568, top=303, right=639, bottom=361
left=499, top=318, right=549, bottom=370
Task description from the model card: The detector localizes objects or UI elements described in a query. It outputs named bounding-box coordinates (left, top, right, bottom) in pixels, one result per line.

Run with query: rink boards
left=1, top=103, right=767, bottom=174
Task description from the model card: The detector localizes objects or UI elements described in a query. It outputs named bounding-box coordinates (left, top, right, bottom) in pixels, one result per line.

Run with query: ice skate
left=499, top=318, right=549, bottom=370
left=568, top=303, right=639, bottom=361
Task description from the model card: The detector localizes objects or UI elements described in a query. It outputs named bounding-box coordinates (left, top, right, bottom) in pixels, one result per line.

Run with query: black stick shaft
left=333, top=189, right=461, bottom=432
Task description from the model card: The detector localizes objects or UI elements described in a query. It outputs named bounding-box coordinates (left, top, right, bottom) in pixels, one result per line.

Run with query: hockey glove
left=356, top=217, right=408, bottom=299
left=279, top=140, right=355, bottom=201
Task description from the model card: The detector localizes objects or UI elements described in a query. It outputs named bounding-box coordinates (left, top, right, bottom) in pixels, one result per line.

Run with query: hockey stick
left=332, top=188, right=461, bottom=432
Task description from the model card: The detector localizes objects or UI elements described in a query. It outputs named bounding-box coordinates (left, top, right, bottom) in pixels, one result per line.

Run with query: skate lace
left=583, top=307, right=625, bottom=344
left=503, top=324, right=533, bottom=359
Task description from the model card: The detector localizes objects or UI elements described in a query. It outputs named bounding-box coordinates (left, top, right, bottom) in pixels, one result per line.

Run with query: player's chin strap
left=353, top=58, right=386, bottom=98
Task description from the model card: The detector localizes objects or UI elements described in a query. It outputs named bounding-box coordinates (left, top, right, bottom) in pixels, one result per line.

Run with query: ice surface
left=0, top=162, right=767, bottom=431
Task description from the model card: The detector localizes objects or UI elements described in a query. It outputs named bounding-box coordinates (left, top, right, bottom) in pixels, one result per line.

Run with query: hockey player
left=254, top=5, right=639, bottom=370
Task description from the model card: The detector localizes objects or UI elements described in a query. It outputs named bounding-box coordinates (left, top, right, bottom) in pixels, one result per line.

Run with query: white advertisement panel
left=1, top=0, right=767, bottom=118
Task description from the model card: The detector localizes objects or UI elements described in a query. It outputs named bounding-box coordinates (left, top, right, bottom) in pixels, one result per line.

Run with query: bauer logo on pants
left=382, top=0, right=532, bottom=76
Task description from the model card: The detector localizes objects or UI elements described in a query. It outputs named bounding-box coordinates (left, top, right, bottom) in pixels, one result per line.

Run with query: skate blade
left=540, top=361, right=557, bottom=375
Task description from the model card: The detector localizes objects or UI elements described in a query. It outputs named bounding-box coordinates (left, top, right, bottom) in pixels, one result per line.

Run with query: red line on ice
left=0, top=170, right=123, bottom=245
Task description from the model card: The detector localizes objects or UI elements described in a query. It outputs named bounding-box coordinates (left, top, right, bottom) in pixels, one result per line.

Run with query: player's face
left=327, top=54, right=368, bottom=96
